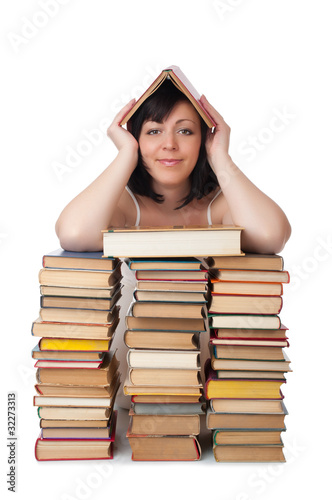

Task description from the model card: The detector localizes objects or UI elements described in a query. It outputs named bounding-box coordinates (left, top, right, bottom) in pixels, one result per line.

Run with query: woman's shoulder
left=112, top=187, right=139, bottom=227
left=205, top=187, right=233, bottom=225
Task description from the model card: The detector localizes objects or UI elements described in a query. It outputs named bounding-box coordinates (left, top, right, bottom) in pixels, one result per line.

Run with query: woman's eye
left=179, top=129, right=192, bottom=135
left=147, top=129, right=160, bottom=135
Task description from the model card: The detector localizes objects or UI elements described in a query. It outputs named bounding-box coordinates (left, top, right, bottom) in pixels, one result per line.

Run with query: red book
left=120, top=65, right=216, bottom=128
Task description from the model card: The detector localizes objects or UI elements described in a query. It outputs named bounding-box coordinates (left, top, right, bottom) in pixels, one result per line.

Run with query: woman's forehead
left=143, top=100, right=201, bottom=125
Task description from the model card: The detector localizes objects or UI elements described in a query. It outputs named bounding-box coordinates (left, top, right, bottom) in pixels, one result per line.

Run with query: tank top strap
left=207, top=188, right=222, bottom=225
left=125, top=186, right=141, bottom=226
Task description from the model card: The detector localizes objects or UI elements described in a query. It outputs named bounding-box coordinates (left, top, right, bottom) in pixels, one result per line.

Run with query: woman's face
left=138, top=100, right=202, bottom=189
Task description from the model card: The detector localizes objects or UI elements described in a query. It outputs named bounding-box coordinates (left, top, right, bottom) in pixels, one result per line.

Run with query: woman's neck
left=151, top=180, right=191, bottom=211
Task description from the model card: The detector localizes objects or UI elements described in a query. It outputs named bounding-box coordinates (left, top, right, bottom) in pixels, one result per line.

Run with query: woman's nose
left=162, top=132, right=178, bottom=150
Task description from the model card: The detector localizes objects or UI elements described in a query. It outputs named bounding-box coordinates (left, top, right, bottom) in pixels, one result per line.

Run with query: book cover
left=119, top=65, right=216, bottom=128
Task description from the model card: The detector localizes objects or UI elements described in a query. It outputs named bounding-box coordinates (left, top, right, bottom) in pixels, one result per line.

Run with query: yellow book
left=205, top=378, right=285, bottom=399
left=39, top=338, right=111, bottom=351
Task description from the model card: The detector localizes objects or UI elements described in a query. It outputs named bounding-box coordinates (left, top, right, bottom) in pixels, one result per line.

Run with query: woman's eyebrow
left=175, top=119, right=197, bottom=124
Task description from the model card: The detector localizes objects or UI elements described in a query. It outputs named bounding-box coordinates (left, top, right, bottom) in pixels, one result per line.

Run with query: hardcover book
left=119, top=65, right=216, bottom=128
left=102, top=225, right=243, bottom=258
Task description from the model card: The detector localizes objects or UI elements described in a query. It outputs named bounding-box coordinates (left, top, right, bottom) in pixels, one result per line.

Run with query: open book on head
left=120, top=65, right=216, bottom=128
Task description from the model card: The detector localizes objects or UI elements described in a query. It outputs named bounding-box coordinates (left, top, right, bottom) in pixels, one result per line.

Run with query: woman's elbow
left=242, top=220, right=292, bottom=254
left=55, top=221, right=102, bottom=252
left=261, top=220, right=292, bottom=254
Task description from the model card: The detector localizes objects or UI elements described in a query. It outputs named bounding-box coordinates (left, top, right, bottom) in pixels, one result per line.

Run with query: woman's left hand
left=200, top=95, right=231, bottom=170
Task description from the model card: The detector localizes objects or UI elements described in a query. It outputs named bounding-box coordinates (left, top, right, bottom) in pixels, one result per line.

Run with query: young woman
left=55, top=80, right=291, bottom=408
left=55, top=80, right=291, bottom=252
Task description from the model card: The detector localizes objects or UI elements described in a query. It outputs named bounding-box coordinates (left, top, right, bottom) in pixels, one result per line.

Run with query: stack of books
left=102, top=224, right=244, bottom=460
left=205, top=253, right=291, bottom=462
left=123, top=257, right=208, bottom=461
left=31, top=250, right=122, bottom=461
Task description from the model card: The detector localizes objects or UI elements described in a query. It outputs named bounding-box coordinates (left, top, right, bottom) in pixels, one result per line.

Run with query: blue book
left=43, top=249, right=118, bottom=271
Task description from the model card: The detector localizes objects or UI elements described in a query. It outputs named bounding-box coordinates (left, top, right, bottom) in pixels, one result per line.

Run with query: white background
left=1, top=0, right=331, bottom=498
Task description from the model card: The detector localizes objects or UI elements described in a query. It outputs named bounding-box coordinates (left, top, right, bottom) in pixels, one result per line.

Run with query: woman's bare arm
left=201, top=95, right=291, bottom=254
left=55, top=100, right=138, bottom=251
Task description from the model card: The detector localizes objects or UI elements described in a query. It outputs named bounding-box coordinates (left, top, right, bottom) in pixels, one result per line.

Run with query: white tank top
left=125, top=186, right=222, bottom=226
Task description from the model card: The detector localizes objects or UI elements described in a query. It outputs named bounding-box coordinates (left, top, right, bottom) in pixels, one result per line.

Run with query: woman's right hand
left=107, top=99, right=139, bottom=153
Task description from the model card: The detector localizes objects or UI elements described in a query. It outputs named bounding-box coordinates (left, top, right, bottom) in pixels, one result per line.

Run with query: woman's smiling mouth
left=158, top=159, right=183, bottom=166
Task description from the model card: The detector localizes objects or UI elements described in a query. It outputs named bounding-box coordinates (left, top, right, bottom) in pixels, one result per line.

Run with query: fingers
left=200, top=95, right=226, bottom=126
left=113, top=98, right=136, bottom=125
left=107, top=99, right=136, bottom=139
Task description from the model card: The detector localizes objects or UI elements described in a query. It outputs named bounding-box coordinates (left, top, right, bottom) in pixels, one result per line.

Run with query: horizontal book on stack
left=31, top=249, right=122, bottom=461
left=205, top=253, right=291, bottom=462
left=122, top=257, right=210, bottom=461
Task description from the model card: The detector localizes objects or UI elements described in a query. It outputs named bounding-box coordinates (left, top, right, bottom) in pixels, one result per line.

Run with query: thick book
left=43, top=249, right=118, bottom=271
left=119, top=65, right=216, bottom=128
left=127, top=430, right=201, bottom=461
left=212, top=345, right=286, bottom=361
left=209, top=398, right=286, bottom=414
left=209, top=314, right=281, bottom=330
left=210, top=280, right=283, bottom=296
left=127, top=349, right=200, bottom=370
left=129, top=411, right=201, bottom=436
left=40, top=287, right=122, bottom=310
left=209, top=294, right=282, bottom=315
left=32, top=345, right=105, bottom=361
left=206, top=406, right=287, bottom=430
left=126, top=306, right=206, bottom=332
left=35, top=411, right=117, bottom=461
left=123, top=375, right=203, bottom=396
left=134, top=289, right=207, bottom=303
left=40, top=284, right=121, bottom=298
left=213, top=429, right=284, bottom=446
left=38, top=262, right=122, bottom=288
left=213, top=443, right=285, bottom=462
left=208, top=253, right=284, bottom=271
left=136, top=280, right=207, bottom=292
left=210, top=268, right=290, bottom=283
left=34, top=359, right=104, bottom=369
left=102, top=225, right=243, bottom=258
left=39, top=305, right=120, bottom=324
left=40, top=419, right=110, bottom=429
left=39, top=338, right=112, bottom=352
left=41, top=427, right=112, bottom=439
left=131, top=394, right=203, bottom=404
left=213, top=325, right=288, bottom=340
left=213, top=371, right=286, bottom=380
left=33, top=395, right=115, bottom=408
left=210, top=334, right=289, bottom=348
left=124, top=330, right=200, bottom=350
left=31, top=316, right=119, bottom=340
left=131, top=402, right=205, bottom=415
left=126, top=257, right=204, bottom=270
left=131, top=301, right=206, bottom=319
left=135, top=269, right=208, bottom=281
left=37, top=406, right=112, bottom=420
left=128, top=368, right=201, bottom=387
